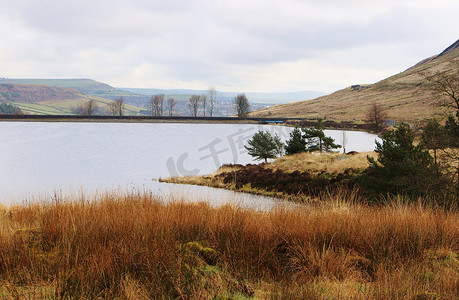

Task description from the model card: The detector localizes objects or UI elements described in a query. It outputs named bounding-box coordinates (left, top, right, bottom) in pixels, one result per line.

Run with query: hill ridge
left=249, top=39, right=459, bottom=123
left=0, top=83, right=82, bottom=103
left=0, top=78, right=115, bottom=94
left=436, top=38, right=459, bottom=58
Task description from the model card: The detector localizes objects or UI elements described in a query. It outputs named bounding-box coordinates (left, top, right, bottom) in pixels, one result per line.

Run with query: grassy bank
left=0, top=191, right=457, bottom=299
left=162, top=152, right=376, bottom=200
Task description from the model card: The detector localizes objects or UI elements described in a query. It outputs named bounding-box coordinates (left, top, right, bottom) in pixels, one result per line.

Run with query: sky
left=0, top=0, right=458, bottom=94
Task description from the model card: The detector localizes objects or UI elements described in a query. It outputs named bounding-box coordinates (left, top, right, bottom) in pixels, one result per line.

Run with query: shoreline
left=160, top=176, right=293, bottom=201
left=0, top=115, right=371, bottom=131
left=160, top=152, right=375, bottom=203
left=0, top=115, right=271, bottom=124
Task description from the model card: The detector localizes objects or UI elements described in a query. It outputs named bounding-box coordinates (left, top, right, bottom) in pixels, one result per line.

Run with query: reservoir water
left=0, top=122, right=380, bottom=206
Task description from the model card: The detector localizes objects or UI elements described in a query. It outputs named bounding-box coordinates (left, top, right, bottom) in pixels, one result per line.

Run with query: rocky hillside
left=250, top=39, right=459, bottom=124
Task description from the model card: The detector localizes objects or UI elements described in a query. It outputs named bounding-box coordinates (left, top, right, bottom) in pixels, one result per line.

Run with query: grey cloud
left=0, top=0, right=458, bottom=92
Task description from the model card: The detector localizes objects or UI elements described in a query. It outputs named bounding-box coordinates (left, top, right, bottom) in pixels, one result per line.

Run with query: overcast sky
left=0, top=0, right=457, bottom=93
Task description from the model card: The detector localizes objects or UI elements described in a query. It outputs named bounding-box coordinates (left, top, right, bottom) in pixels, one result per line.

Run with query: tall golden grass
left=0, top=190, right=457, bottom=299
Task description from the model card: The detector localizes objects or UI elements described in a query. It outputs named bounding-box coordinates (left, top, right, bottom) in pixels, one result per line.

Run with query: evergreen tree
left=445, top=115, right=459, bottom=147
left=285, top=127, right=306, bottom=155
left=245, top=130, right=282, bottom=163
left=442, top=116, right=459, bottom=195
left=421, top=119, right=447, bottom=166
left=361, top=125, right=441, bottom=197
left=302, top=119, right=340, bottom=152
left=273, top=133, right=285, bottom=157
left=421, top=65, right=459, bottom=200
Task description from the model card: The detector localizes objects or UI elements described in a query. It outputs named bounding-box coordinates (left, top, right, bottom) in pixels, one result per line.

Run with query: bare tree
left=366, top=102, right=388, bottom=133
left=234, top=93, right=250, bottom=118
left=150, top=94, right=164, bottom=116
left=107, top=97, right=125, bottom=116
left=422, top=65, right=459, bottom=116
left=167, top=98, right=176, bottom=116
left=188, top=95, right=201, bottom=117
left=207, top=86, right=217, bottom=117
left=201, top=93, right=208, bottom=117
left=74, top=99, right=98, bottom=116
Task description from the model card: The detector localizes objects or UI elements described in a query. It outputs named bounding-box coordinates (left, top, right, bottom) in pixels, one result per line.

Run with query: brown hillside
left=0, top=84, right=81, bottom=103
left=250, top=39, right=459, bottom=124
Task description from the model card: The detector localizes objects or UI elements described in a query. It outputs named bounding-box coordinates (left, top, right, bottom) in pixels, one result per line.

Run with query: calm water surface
left=0, top=122, right=380, bottom=206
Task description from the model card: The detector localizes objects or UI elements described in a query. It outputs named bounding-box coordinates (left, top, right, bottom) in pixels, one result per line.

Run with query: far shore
left=0, top=115, right=370, bottom=131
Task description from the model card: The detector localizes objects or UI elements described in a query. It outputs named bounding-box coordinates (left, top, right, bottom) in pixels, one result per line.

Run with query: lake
left=0, top=122, right=380, bottom=206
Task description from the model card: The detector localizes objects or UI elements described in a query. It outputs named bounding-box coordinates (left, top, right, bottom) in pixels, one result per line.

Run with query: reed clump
left=0, top=191, right=457, bottom=299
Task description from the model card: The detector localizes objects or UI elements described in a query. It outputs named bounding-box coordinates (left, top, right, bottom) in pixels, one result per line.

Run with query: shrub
left=361, top=125, right=443, bottom=199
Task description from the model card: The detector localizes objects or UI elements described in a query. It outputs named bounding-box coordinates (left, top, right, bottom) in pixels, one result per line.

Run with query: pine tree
left=302, top=119, right=340, bottom=152
left=421, top=119, right=447, bottom=166
left=362, top=124, right=441, bottom=197
left=285, top=127, right=307, bottom=155
left=245, top=130, right=282, bottom=163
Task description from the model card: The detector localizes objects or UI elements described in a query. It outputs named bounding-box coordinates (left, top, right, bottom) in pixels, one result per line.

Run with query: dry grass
left=0, top=190, right=457, bottom=299
left=270, top=151, right=376, bottom=175
left=250, top=49, right=459, bottom=124
left=162, top=152, right=375, bottom=199
left=161, top=164, right=245, bottom=190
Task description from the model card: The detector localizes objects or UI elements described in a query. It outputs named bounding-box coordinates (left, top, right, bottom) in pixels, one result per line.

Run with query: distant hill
left=0, top=77, right=325, bottom=116
left=0, top=81, right=144, bottom=115
left=0, top=78, right=115, bottom=94
left=0, top=78, right=150, bottom=115
left=0, top=83, right=81, bottom=103
left=250, top=39, right=459, bottom=124
left=0, top=79, right=270, bottom=116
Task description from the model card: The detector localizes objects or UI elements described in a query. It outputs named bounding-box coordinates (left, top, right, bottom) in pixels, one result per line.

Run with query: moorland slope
left=250, top=39, right=459, bottom=123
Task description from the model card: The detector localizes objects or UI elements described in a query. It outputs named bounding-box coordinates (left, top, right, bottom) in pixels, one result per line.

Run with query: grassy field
left=269, top=152, right=376, bottom=174
left=0, top=190, right=457, bottom=299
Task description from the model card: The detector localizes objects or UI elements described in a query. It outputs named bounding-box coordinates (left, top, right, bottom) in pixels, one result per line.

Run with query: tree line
left=184, top=89, right=249, bottom=118
left=0, top=103, right=23, bottom=115
left=73, top=87, right=251, bottom=118
left=72, top=97, right=125, bottom=116
left=245, top=118, right=341, bottom=163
